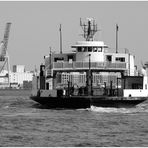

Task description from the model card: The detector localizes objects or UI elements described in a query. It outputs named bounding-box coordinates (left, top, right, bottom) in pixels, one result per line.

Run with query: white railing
left=51, top=61, right=127, bottom=71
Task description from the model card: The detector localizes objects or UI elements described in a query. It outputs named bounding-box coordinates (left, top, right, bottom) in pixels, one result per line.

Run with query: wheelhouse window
left=98, top=47, right=102, bottom=52
left=116, top=57, right=125, bottom=62
left=77, top=47, right=82, bottom=52
left=84, top=47, right=88, bottom=52
left=77, top=47, right=104, bottom=52
left=88, top=47, right=92, bottom=52
left=93, top=47, right=98, bottom=52
left=93, top=47, right=102, bottom=52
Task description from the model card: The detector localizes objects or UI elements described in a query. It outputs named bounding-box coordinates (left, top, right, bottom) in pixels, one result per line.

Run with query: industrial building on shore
left=0, top=65, right=34, bottom=89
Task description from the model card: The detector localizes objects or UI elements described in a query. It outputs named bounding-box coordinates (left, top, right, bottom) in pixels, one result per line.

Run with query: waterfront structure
left=13, top=65, right=25, bottom=73
left=10, top=65, right=33, bottom=88
left=0, top=65, right=33, bottom=89
left=10, top=71, right=33, bottom=88
left=0, top=70, right=9, bottom=88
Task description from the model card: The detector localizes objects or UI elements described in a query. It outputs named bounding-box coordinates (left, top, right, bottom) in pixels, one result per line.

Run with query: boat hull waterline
left=30, top=96, right=147, bottom=109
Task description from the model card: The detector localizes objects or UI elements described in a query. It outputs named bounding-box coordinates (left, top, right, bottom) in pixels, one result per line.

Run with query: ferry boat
left=30, top=18, right=147, bottom=109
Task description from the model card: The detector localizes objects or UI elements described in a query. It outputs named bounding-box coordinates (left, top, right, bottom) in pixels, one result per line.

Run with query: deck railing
left=52, top=61, right=127, bottom=71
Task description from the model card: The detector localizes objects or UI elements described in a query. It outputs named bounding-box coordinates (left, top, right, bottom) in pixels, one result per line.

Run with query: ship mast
left=80, top=18, right=98, bottom=41
left=59, top=24, right=62, bottom=54
left=88, top=54, right=92, bottom=96
left=116, top=24, right=119, bottom=53
left=80, top=18, right=98, bottom=95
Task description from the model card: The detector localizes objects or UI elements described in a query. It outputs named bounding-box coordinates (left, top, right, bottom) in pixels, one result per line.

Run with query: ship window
left=54, top=57, right=64, bottom=62
left=68, top=55, right=73, bottom=62
left=145, top=84, right=147, bottom=89
left=77, top=47, right=82, bottom=52
left=81, top=47, right=84, bottom=52
left=93, top=47, right=98, bottom=52
left=132, top=83, right=142, bottom=89
left=93, top=47, right=102, bottom=52
left=98, top=48, right=102, bottom=52
left=106, top=55, right=112, bottom=62
left=84, top=47, right=88, bottom=52
left=88, top=47, right=92, bottom=52
left=116, top=57, right=125, bottom=62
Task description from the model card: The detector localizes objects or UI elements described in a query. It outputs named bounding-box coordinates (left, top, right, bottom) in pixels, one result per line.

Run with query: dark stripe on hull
left=91, top=99, right=145, bottom=108
left=30, top=96, right=147, bottom=109
left=31, top=96, right=90, bottom=109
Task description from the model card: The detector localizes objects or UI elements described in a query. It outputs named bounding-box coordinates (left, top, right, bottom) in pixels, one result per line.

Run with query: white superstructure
left=44, top=18, right=138, bottom=89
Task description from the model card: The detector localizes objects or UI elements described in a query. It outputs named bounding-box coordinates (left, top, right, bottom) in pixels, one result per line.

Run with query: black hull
left=30, top=95, right=147, bottom=109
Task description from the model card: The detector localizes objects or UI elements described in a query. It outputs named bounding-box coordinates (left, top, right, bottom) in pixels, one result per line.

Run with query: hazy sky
left=0, top=1, right=148, bottom=71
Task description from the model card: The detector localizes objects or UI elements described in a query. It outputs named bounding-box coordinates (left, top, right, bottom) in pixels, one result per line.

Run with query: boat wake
left=90, top=103, right=148, bottom=114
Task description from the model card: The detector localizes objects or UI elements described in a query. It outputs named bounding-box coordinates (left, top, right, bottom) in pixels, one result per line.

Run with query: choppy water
left=0, top=94, right=148, bottom=146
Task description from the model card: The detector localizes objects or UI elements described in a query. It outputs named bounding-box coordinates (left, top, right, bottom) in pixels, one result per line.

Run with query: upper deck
left=47, top=61, right=127, bottom=74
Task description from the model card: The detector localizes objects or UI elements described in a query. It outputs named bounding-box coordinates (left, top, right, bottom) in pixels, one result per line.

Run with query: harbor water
left=0, top=91, right=148, bottom=146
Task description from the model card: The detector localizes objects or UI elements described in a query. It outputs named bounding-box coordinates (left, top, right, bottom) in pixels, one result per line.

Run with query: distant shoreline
left=0, top=89, right=31, bottom=96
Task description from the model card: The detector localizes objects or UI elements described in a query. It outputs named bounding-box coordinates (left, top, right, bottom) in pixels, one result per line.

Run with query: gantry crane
left=0, top=22, right=12, bottom=87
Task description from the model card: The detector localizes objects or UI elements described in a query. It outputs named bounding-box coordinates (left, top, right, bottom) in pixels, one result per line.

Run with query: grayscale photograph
left=0, top=1, right=148, bottom=147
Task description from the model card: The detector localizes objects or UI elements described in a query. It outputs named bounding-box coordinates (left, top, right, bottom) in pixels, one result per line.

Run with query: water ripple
left=0, top=95, right=148, bottom=146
